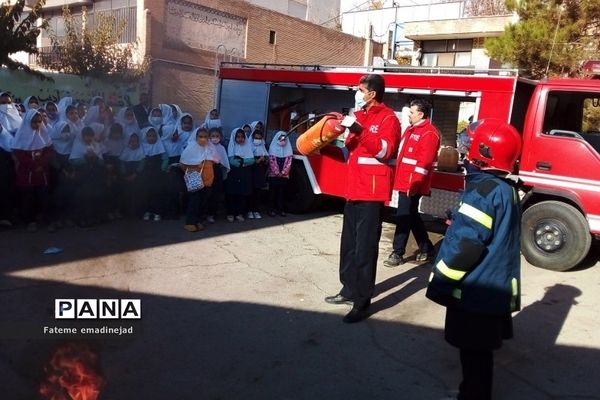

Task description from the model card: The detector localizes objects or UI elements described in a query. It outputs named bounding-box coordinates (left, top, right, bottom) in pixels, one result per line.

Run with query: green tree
left=40, top=5, right=147, bottom=80
left=485, top=0, right=600, bottom=79
left=0, top=0, right=48, bottom=78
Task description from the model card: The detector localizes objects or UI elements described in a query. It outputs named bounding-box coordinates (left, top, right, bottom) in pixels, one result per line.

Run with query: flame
left=40, top=342, right=104, bottom=400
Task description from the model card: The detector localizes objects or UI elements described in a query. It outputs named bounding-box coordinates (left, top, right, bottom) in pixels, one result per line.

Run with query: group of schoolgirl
left=0, top=92, right=294, bottom=233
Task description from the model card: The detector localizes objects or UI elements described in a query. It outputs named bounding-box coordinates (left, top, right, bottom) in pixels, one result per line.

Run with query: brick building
left=29, top=0, right=379, bottom=118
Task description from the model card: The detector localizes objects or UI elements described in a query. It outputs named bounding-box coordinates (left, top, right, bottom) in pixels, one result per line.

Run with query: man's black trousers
left=339, top=201, right=382, bottom=310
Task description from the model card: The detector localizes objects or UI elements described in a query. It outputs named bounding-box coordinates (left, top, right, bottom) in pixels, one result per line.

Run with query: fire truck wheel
left=521, top=201, right=592, bottom=271
left=284, top=161, right=322, bottom=214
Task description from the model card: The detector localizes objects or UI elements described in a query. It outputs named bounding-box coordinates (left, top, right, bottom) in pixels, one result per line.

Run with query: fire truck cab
left=217, top=63, right=600, bottom=271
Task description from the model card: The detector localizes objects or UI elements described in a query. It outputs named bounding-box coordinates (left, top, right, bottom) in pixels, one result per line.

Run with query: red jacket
left=12, top=147, right=53, bottom=187
left=344, top=104, right=401, bottom=201
left=393, top=119, right=440, bottom=196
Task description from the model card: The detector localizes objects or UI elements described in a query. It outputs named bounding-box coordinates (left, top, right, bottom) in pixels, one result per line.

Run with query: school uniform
left=225, top=129, right=255, bottom=217
left=11, top=109, right=54, bottom=225
left=267, top=131, right=293, bottom=214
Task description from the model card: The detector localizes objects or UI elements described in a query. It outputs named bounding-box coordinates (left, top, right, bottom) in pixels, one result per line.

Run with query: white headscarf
left=159, top=104, right=174, bottom=126
left=249, top=120, right=263, bottom=134
left=175, top=113, right=195, bottom=145
left=103, top=123, right=126, bottom=157
left=227, top=127, right=254, bottom=159
left=57, top=97, right=73, bottom=122
left=45, top=101, right=59, bottom=125
left=116, top=107, right=140, bottom=137
left=180, top=130, right=216, bottom=165
left=0, top=124, right=13, bottom=152
left=0, top=93, right=23, bottom=134
left=11, top=109, right=52, bottom=151
left=141, top=126, right=166, bottom=157
left=147, top=107, right=163, bottom=130
left=250, top=135, right=269, bottom=156
left=83, top=105, right=101, bottom=125
left=212, top=141, right=230, bottom=172
left=49, top=120, right=74, bottom=155
left=119, top=133, right=145, bottom=162
left=269, top=130, right=293, bottom=158
left=160, top=124, right=185, bottom=157
left=202, top=110, right=222, bottom=130
left=90, top=96, right=104, bottom=106
left=69, top=126, right=104, bottom=160
left=23, top=96, right=40, bottom=112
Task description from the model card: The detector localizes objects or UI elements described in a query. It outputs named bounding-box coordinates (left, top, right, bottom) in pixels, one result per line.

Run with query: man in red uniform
left=324, top=74, right=401, bottom=323
left=384, top=99, right=440, bottom=267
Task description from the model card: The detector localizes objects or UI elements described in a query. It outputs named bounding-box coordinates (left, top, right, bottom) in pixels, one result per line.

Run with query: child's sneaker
left=253, top=212, right=262, bottom=219
left=247, top=212, right=254, bottom=219
left=235, top=215, right=245, bottom=222
left=153, top=214, right=161, bottom=222
left=143, top=212, right=151, bottom=221
left=206, top=216, right=216, bottom=224
left=226, top=215, right=234, bottom=222
left=184, top=224, right=198, bottom=232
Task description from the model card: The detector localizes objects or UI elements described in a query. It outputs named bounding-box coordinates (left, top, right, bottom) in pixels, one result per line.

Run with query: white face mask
left=210, top=137, right=220, bottom=144
left=150, top=117, right=162, bottom=126
left=354, top=90, right=367, bottom=110
left=0, top=103, right=19, bottom=115
left=253, top=139, right=263, bottom=146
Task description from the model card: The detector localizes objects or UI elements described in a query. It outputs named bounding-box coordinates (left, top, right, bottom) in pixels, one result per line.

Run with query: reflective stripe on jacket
left=344, top=104, right=401, bottom=201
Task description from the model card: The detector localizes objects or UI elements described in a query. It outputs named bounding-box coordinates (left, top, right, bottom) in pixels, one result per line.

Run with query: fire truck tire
left=284, top=161, right=322, bottom=214
left=521, top=201, right=592, bottom=271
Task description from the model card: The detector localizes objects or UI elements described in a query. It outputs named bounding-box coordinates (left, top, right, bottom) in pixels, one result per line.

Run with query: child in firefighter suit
left=425, top=119, right=522, bottom=400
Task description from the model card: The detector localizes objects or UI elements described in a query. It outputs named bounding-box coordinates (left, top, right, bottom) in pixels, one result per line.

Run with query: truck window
left=542, top=91, right=600, bottom=153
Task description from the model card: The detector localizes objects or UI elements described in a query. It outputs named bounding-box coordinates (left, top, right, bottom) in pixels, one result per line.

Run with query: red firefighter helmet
left=466, top=118, right=522, bottom=173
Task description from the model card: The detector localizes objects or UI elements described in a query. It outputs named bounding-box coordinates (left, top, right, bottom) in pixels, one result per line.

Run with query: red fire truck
left=217, top=62, right=600, bottom=271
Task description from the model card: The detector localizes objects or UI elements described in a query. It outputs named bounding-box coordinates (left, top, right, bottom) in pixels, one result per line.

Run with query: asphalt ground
left=1, top=209, right=599, bottom=399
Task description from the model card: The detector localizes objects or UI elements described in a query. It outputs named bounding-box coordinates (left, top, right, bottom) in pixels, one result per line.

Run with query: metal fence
left=30, top=6, right=137, bottom=66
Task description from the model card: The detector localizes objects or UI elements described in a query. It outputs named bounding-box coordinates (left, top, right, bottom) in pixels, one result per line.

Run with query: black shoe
left=324, top=294, right=353, bottom=305
left=383, top=252, right=404, bottom=267
left=416, top=251, right=434, bottom=263
left=343, top=307, right=369, bottom=323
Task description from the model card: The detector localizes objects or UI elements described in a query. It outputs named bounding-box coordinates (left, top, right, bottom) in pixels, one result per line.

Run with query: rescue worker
left=385, top=98, right=440, bottom=267
left=426, top=119, right=522, bottom=400
left=324, top=74, right=401, bottom=323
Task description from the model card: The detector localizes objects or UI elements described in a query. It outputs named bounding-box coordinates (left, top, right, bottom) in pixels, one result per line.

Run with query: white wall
left=243, top=0, right=340, bottom=28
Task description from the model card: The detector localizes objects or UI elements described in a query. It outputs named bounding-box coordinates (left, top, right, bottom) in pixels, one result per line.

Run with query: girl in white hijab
left=201, top=109, right=222, bottom=130
left=11, top=109, right=53, bottom=231
left=0, top=123, right=16, bottom=226
left=116, top=107, right=140, bottom=137
left=0, top=92, right=23, bottom=135
left=147, top=107, right=164, bottom=131
left=247, top=129, right=269, bottom=219
left=57, top=97, right=73, bottom=122
left=158, top=104, right=174, bottom=126
left=12, top=109, right=51, bottom=151
left=267, top=131, right=293, bottom=216
left=119, top=132, right=146, bottom=218
left=23, top=95, right=40, bottom=112
left=140, top=126, right=169, bottom=222
left=224, top=127, right=255, bottom=222
left=49, top=120, right=73, bottom=165
left=69, top=125, right=104, bottom=162
left=205, top=127, right=230, bottom=224
left=179, top=127, right=215, bottom=232
left=45, top=101, right=59, bottom=128
left=69, top=126, right=105, bottom=227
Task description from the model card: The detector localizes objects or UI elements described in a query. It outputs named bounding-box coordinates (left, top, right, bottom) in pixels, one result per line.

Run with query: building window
left=269, top=30, right=276, bottom=45
left=421, top=39, right=473, bottom=67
